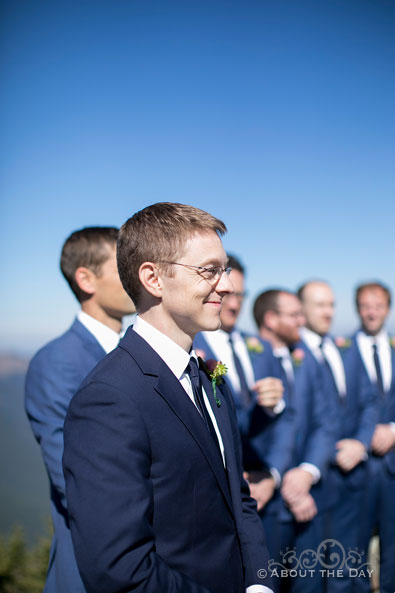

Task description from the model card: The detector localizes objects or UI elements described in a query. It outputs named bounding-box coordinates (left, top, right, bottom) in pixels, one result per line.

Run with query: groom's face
left=159, top=231, right=233, bottom=340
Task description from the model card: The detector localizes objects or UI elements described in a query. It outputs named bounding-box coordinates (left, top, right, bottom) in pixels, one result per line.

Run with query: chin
left=205, top=318, right=222, bottom=332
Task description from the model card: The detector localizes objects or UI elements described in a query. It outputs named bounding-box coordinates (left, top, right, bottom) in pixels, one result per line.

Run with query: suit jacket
left=346, top=333, right=395, bottom=475
left=25, top=318, right=106, bottom=593
left=194, top=332, right=295, bottom=514
left=281, top=340, right=337, bottom=516
left=298, top=336, right=378, bottom=510
left=63, top=327, right=272, bottom=593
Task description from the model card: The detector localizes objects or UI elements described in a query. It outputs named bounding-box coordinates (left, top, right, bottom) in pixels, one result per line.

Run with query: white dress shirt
left=134, top=318, right=273, bottom=593
left=273, top=346, right=295, bottom=386
left=77, top=311, right=121, bottom=354
left=356, top=328, right=392, bottom=393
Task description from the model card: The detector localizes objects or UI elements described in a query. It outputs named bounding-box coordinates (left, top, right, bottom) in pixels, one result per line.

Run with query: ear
left=264, top=310, right=278, bottom=331
left=74, top=267, right=97, bottom=296
left=138, top=262, right=163, bottom=299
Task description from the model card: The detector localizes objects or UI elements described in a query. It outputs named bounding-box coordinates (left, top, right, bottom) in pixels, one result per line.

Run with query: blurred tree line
left=0, top=527, right=50, bottom=593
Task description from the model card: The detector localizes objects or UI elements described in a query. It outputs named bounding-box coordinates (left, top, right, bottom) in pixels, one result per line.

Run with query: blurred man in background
left=298, top=281, right=377, bottom=593
left=350, top=282, right=395, bottom=593
left=194, top=257, right=291, bottom=524
left=25, top=226, right=135, bottom=593
left=254, top=288, right=333, bottom=593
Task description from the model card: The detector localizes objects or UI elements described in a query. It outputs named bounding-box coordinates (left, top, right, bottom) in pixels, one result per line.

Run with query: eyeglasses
left=159, top=261, right=232, bottom=283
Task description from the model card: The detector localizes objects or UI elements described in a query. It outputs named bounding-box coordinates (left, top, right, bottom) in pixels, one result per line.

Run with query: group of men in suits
left=25, top=204, right=394, bottom=593
left=26, top=205, right=275, bottom=593
left=194, top=258, right=394, bottom=593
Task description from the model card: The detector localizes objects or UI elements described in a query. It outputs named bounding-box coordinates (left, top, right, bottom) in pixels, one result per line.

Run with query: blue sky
left=1, top=0, right=394, bottom=355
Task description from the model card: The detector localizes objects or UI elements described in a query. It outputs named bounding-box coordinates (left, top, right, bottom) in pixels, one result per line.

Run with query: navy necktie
left=186, top=358, right=222, bottom=453
left=228, top=334, right=251, bottom=407
left=373, top=343, right=385, bottom=395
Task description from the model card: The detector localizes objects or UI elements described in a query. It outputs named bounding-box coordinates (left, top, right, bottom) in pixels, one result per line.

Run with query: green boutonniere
left=201, top=359, right=228, bottom=407
left=389, top=337, right=395, bottom=348
left=245, top=336, right=264, bottom=354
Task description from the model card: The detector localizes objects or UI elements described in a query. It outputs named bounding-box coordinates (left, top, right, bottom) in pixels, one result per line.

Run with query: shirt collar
left=358, top=327, right=388, bottom=346
left=299, top=326, right=324, bottom=349
left=274, top=346, right=290, bottom=358
left=133, top=315, right=191, bottom=379
left=77, top=311, right=121, bottom=354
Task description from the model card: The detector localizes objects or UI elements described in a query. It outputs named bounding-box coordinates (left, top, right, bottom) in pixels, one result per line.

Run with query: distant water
left=0, top=362, right=50, bottom=543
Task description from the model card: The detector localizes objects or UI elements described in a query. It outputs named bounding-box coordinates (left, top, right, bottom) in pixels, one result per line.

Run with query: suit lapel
left=119, top=329, right=234, bottom=513
left=71, top=318, right=107, bottom=361
left=154, top=365, right=233, bottom=513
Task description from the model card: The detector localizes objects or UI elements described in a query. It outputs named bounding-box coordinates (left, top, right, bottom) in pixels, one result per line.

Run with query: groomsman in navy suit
left=194, top=255, right=291, bottom=516
left=297, top=281, right=377, bottom=593
left=25, top=227, right=135, bottom=593
left=63, top=203, right=274, bottom=593
left=254, top=289, right=335, bottom=593
left=349, top=282, right=395, bottom=593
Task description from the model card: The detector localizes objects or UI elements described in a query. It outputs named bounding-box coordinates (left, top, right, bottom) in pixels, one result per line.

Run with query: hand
left=281, top=468, right=313, bottom=506
left=371, top=424, right=395, bottom=456
left=289, top=493, right=317, bottom=523
left=245, top=475, right=276, bottom=511
left=335, top=439, right=366, bottom=472
left=252, top=377, right=284, bottom=409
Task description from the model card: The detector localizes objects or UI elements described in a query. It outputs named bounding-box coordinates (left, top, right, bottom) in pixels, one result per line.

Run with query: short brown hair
left=355, top=281, right=392, bottom=308
left=117, top=202, right=227, bottom=307
left=60, top=227, right=119, bottom=302
left=253, top=289, right=285, bottom=329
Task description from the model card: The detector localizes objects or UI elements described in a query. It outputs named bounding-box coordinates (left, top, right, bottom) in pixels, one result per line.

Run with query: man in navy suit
left=194, top=255, right=288, bottom=516
left=63, top=203, right=274, bottom=593
left=349, top=282, right=395, bottom=593
left=254, top=289, right=335, bottom=593
left=25, top=227, right=135, bottom=593
left=298, top=281, right=377, bottom=593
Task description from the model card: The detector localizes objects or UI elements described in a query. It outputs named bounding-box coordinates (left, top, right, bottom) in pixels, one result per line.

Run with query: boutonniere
left=200, top=359, right=228, bottom=407
left=389, top=337, right=395, bottom=349
left=291, top=348, right=305, bottom=367
left=335, top=336, right=351, bottom=349
left=245, top=336, right=264, bottom=354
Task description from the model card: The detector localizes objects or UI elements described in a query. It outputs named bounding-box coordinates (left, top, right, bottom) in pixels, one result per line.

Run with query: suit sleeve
left=298, top=365, right=337, bottom=475
left=250, top=396, right=295, bottom=478
left=63, top=380, right=212, bottom=593
left=24, top=348, right=85, bottom=508
left=248, top=351, right=286, bottom=437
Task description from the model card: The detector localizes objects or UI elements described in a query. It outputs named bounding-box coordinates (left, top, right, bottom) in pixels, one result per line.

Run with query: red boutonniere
left=291, top=348, right=305, bottom=367
left=335, top=336, right=351, bottom=349
left=245, top=336, right=264, bottom=354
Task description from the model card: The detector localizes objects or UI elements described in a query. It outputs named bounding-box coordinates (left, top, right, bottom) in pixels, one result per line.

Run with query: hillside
left=0, top=357, right=50, bottom=542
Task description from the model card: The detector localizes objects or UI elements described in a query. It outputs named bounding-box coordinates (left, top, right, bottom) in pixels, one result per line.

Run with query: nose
left=216, top=269, right=233, bottom=295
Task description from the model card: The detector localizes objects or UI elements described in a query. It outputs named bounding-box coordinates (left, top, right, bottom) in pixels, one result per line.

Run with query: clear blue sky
left=1, top=0, right=394, bottom=355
